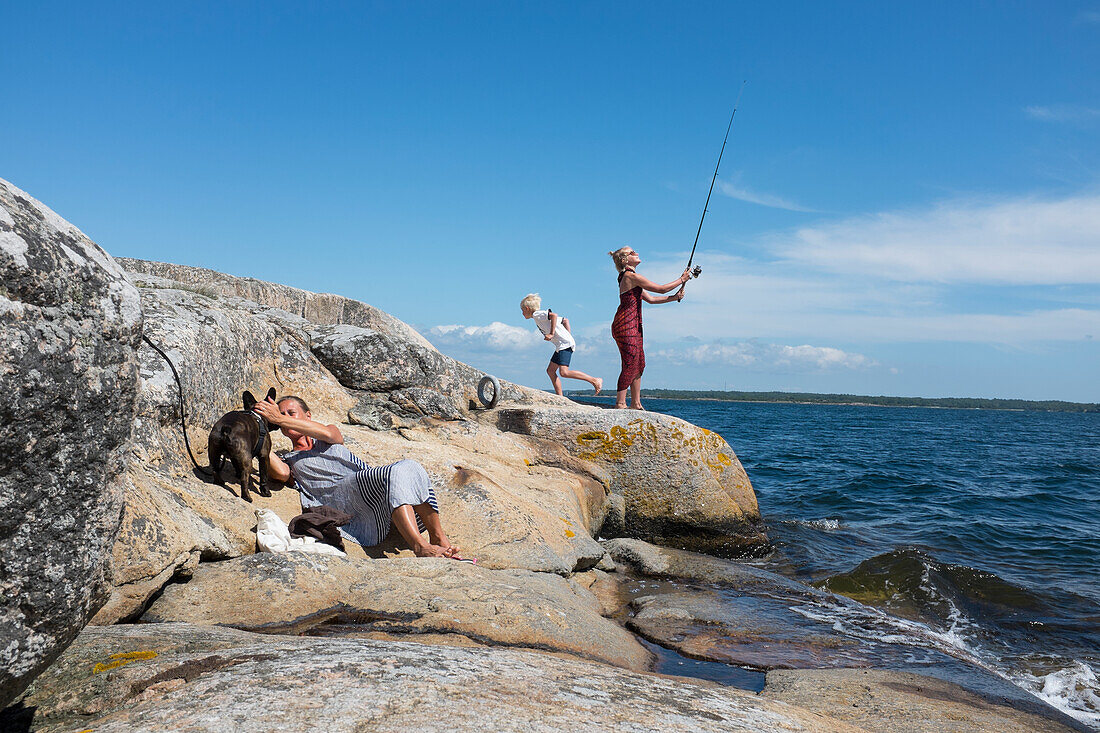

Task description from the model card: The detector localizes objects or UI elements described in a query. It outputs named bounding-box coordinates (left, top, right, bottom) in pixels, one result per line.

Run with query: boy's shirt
left=532, top=309, right=576, bottom=352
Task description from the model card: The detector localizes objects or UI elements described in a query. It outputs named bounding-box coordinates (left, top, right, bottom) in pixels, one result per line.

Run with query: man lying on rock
left=254, top=395, right=465, bottom=559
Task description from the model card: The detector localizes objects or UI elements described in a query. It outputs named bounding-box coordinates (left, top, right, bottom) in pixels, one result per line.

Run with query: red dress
left=612, top=271, right=645, bottom=392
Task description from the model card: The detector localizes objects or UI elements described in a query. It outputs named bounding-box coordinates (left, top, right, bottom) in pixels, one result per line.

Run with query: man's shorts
left=550, top=348, right=574, bottom=367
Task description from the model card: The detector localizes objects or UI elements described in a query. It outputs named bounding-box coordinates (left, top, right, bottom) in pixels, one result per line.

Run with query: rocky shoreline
left=1, top=176, right=1088, bottom=731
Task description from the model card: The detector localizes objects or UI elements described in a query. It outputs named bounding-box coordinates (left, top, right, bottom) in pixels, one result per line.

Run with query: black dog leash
left=141, top=334, right=212, bottom=474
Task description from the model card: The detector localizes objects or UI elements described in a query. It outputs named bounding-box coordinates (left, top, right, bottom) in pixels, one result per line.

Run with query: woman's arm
left=253, top=399, right=344, bottom=444
left=267, top=451, right=291, bottom=482
left=624, top=268, right=691, bottom=294
left=280, top=416, right=344, bottom=444
left=641, top=285, right=686, bottom=304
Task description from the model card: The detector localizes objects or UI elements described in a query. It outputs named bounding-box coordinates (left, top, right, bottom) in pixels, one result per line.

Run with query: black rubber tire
left=477, top=375, right=501, bottom=409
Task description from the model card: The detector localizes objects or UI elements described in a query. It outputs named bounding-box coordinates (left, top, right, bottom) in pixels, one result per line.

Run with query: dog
left=207, top=387, right=277, bottom=502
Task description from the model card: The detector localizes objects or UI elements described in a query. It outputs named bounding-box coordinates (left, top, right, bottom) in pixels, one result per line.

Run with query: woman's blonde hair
left=277, top=395, right=310, bottom=414
left=520, top=293, right=541, bottom=312
left=608, top=246, right=633, bottom=273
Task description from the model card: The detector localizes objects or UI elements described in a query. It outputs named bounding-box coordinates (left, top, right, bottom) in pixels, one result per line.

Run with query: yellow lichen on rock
left=92, top=650, right=158, bottom=674
left=576, top=426, right=637, bottom=461
left=577, top=419, right=736, bottom=488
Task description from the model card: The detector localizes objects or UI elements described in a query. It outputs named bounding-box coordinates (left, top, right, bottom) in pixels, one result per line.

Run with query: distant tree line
left=565, top=388, right=1100, bottom=413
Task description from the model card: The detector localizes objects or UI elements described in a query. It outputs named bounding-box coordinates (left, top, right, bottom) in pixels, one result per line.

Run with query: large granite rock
left=310, top=323, right=553, bottom=413
left=94, top=270, right=613, bottom=622
left=140, top=552, right=650, bottom=670
left=91, top=276, right=358, bottom=622
left=118, top=258, right=434, bottom=348
left=337, top=421, right=610, bottom=574
left=98, top=261, right=765, bottom=622
left=502, top=409, right=766, bottom=555
left=7, top=623, right=863, bottom=733
left=0, top=179, right=141, bottom=707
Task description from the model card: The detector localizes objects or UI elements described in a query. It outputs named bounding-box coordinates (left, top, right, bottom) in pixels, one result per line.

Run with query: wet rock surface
left=628, top=590, right=873, bottom=669
left=140, top=552, right=651, bottom=670
left=8, top=624, right=864, bottom=733
left=763, top=668, right=1088, bottom=733
left=0, top=179, right=141, bottom=707
left=606, top=539, right=979, bottom=671
left=606, top=538, right=1090, bottom=731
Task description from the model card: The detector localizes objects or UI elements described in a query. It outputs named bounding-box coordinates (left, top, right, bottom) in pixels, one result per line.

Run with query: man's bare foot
left=593, top=377, right=603, bottom=396
left=615, top=403, right=628, bottom=409
left=631, top=404, right=644, bottom=410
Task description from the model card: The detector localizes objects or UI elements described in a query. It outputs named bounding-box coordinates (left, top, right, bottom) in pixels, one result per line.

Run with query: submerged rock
left=762, top=668, right=1086, bottom=733
left=0, top=179, right=141, bottom=707
left=8, top=623, right=864, bottom=733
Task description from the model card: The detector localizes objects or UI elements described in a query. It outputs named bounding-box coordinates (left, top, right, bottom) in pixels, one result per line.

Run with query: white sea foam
left=1015, top=661, right=1100, bottom=728
left=786, top=518, right=841, bottom=531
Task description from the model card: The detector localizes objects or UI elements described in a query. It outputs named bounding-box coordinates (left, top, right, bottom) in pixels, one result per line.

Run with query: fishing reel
left=691, top=265, right=702, bottom=279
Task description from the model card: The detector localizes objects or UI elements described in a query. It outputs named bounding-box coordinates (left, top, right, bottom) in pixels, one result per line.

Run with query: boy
left=520, top=294, right=602, bottom=396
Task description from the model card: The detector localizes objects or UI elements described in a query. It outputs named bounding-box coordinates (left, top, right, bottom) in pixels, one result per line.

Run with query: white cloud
left=427, top=322, right=541, bottom=351
left=772, top=194, right=1100, bottom=284
left=1025, top=104, right=1100, bottom=123
left=657, top=341, right=876, bottom=371
left=717, top=176, right=817, bottom=212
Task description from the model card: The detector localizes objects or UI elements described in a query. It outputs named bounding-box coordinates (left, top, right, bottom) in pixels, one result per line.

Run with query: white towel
left=255, top=508, right=346, bottom=557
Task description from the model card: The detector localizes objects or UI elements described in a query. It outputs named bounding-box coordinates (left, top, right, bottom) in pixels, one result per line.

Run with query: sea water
left=591, top=397, right=1100, bottom=728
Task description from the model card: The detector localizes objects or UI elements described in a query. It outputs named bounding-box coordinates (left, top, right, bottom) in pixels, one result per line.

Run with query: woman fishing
left=609, top=247, right=690, bottom=410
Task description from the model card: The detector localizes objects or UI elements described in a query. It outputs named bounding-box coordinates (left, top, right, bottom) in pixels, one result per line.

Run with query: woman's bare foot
left=430, top=532, right=460, bottom=558
left=593, top=377, right=603, bottom=396
left=413, top=542, right=453, bottom=558
left=630, top=404, right=644, bottom=410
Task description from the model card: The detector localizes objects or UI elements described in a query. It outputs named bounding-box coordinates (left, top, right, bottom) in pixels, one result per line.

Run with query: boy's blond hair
left=520, top=293, right=541, bottom=312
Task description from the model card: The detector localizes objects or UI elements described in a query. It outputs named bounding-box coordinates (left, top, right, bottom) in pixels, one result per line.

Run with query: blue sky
left=3, top=2, right=1099, bottom=401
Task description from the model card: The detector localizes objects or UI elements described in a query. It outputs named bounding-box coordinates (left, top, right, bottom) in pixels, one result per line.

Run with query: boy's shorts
left=550, top=348, right=573, bottom=367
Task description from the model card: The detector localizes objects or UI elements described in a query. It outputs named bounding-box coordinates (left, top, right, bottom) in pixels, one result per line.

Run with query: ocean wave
left=815, top=548, right=1053, bottom=625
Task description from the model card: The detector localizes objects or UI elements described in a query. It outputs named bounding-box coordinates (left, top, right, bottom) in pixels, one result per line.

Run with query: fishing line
left=684, top=80, right=747, bottom=287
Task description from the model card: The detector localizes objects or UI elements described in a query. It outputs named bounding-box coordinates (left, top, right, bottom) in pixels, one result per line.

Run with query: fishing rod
left=684, top=80, right=747, bottom=286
